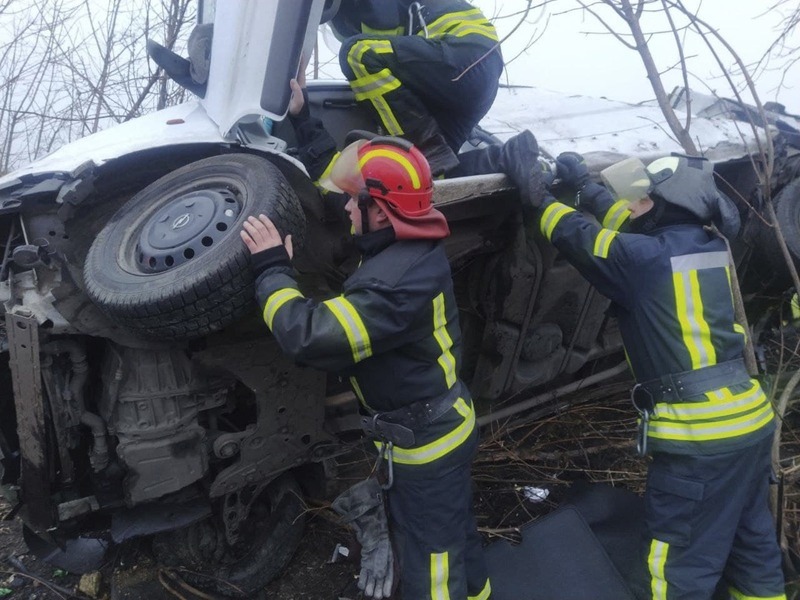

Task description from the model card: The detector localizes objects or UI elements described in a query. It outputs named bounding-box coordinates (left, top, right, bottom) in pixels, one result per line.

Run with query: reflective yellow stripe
left=445, top=24, right=499, bottom=40
left=602, top=199, right=631, bottom=230
left=433, top=293, right=457, bottom=388
left=349, top=72, right=403, bottom=134
left=359, top=148, right=421, bottom=189
left=350, top=69, right=402, bottom=100
left=540, top=203, right=576, bottom=240
left=378, top=398, right=474, bottom=465
left=673, top=270, right=715, bottom=369
left=347, top=39, right=393, bottom=78
left=263, top=288, right=303, bottom=329
left=361, top=24, right=404, bottom=36
left=729, top=587, right=786, bottom=600
left=430, top=552, right=451, bottom=600
left=350, top=376, right=369, bottom=410
left=425, top=9, right=498, bottom=41
left=468, top=579, right=491, bottom=600
left=649, top=401, right=775, bottom=442
left=655, top=381, right=766, bottom=421
left=346, top=40, right=403, bottom=134
left=323, top=297, right=373, bottom=362
left=648, top=540, right=669, bottom=600
left=592, top=229, right=619, bottom=258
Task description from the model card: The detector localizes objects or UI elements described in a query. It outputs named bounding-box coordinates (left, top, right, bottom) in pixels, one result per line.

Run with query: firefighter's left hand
left=240, top=214, right=293, bottom=258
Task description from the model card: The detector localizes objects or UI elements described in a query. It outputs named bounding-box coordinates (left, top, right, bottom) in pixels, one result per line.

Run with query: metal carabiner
left=636, top=411, right=650, bottom=457
left=373, top=441, right=394, bottom=490
left=408, top=2, right=429, bottom=38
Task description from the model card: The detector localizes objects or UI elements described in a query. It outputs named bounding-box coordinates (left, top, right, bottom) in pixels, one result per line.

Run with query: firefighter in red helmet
left=241, top=137, right=491, bottom=600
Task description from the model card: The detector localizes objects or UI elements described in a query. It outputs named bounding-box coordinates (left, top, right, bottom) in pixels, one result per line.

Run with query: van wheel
left=83, top=154, right=305, bottom=339
left=152, top=473, right=305, bottom=598
left=773, top=178, right=800, bottom=262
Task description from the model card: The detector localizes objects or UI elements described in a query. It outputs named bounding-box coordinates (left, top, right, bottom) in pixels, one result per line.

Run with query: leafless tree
left=0, top=0, right=195, bottom=174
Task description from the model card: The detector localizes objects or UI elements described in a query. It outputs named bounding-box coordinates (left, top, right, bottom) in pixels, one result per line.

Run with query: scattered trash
left=328, top=543, right=350, bottom=564
left=3, top=574, right=26, bottom=590
left=0, top=588, right=11, bottom=597
left=52, top=568, right=67, bottom=578
left=78, top=571, right=103, bottom=598
left=521, top=486, right=550, bottom=503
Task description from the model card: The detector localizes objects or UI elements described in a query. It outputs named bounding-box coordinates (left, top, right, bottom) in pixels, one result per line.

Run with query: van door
left=201, top=0, right=326, bottom=136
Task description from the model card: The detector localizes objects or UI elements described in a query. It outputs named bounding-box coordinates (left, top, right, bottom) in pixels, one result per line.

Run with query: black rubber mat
left=485, top=502, right=636, bottom=600
left=561, top=481, right=649, bottom=597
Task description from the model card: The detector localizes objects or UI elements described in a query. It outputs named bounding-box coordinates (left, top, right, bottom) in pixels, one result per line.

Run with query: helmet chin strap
left=357, top=189, right=373, bottom=234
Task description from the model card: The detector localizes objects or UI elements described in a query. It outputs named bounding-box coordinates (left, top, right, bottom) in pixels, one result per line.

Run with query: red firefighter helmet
left=321, top=135, right=448, bottom=240
left=357, top=137, right=433, bottom=217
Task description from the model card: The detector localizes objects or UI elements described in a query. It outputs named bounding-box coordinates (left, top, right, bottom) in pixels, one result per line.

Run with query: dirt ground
left=1, top=381, right=799, bottom=599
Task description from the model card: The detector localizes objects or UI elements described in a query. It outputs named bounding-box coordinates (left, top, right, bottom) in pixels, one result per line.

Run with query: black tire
left=774, top=178, right=800, bottom=261
left=152, top=473, right=306, bottom=598
left=83, top=154, right=305, bottom=339
left=757, top=177, right=800, bottom=291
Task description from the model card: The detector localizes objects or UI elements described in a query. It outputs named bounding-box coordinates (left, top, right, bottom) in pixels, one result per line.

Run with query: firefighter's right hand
left=240, top=215, right=293, bottom=258
left=288, top=79, right=305, bottom=116
left=555, top=152, right=590, bottom=190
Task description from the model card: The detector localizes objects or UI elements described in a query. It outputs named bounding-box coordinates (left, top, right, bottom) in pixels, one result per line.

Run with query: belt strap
left=360, top=386, right=461, bottom=447
left=636, top=358, right=751, bottom=405
left=380, top=385, right=460, bottom=429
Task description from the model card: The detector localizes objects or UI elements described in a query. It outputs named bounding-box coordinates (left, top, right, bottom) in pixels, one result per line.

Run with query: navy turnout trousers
left=387, top=428, right=491, bottom=600
left=643, top=435, right=785, bottom=600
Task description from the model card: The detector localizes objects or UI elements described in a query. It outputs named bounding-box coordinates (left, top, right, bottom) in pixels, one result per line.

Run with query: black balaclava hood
left=628, top=194, right=703, bottom=234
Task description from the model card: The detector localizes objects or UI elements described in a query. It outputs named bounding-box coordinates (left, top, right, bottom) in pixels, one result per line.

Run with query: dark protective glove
left=555, top=152, right=590, bottom=191
left=540, top=159, right=556, bottom=189
left=332, top=478, right=394, bottom=599
left=497, top=130, right=549, bottom=226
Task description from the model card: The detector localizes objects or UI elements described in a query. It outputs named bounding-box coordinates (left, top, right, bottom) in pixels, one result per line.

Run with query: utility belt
left=631, top=358, right=752, bottom=455
left=360, top=386, right=460, bottom=447
left=360, top=386, right=461, bottom=490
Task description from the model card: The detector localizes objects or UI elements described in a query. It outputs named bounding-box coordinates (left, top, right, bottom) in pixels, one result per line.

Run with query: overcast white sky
left=472, top=0, right=800, bottom=115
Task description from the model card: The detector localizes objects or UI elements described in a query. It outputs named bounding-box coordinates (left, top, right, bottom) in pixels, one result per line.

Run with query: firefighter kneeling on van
left=241, top=137, right=491, bottom=600
left=510, top=146, right=786, bottom=600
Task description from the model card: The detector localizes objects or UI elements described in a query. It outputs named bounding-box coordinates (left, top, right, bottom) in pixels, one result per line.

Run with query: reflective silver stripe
left=425, top=9, right=498, bottom=41
left=648, top=540, right=669, bottom=600
left=433, top=293, right=457, bottom=388
left=648, top=402, right=774, bottom=441
left=347, top=39, right=393, bottom=79
left=383, top=398, right=475, bottom=465
left=323, top=297, right=373, bottom=362
left=593, top=229, right=619, bottom=258
left=430, top=552, right=451, bottom=600
left=602, top=200, right=631, bottom=231
left=263, top=288, right=304, bottom=330
left=670, top=251, right=728, bottom=273
left=655, top=382, right=764, bottom=420
left=351, top=70, right=402, bottom=100
left=673, top=269, right=715, bottom=368
left=540, top=203, right=576, bottom=240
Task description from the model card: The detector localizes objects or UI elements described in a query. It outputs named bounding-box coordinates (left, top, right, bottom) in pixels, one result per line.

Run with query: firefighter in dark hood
left=240, top=137, right=491, bottom=599
left=509, top=146, right=786, bottom=600
left=327, top=0, right=503, bottom=176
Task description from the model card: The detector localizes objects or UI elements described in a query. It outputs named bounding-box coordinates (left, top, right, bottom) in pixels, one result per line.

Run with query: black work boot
left=404, top=115, right=460, bottom=177
left=500, top=130, right=546, bottom=210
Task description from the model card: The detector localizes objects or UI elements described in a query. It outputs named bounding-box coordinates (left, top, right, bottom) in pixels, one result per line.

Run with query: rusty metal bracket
left=5, top=309, right=52, bottom=530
